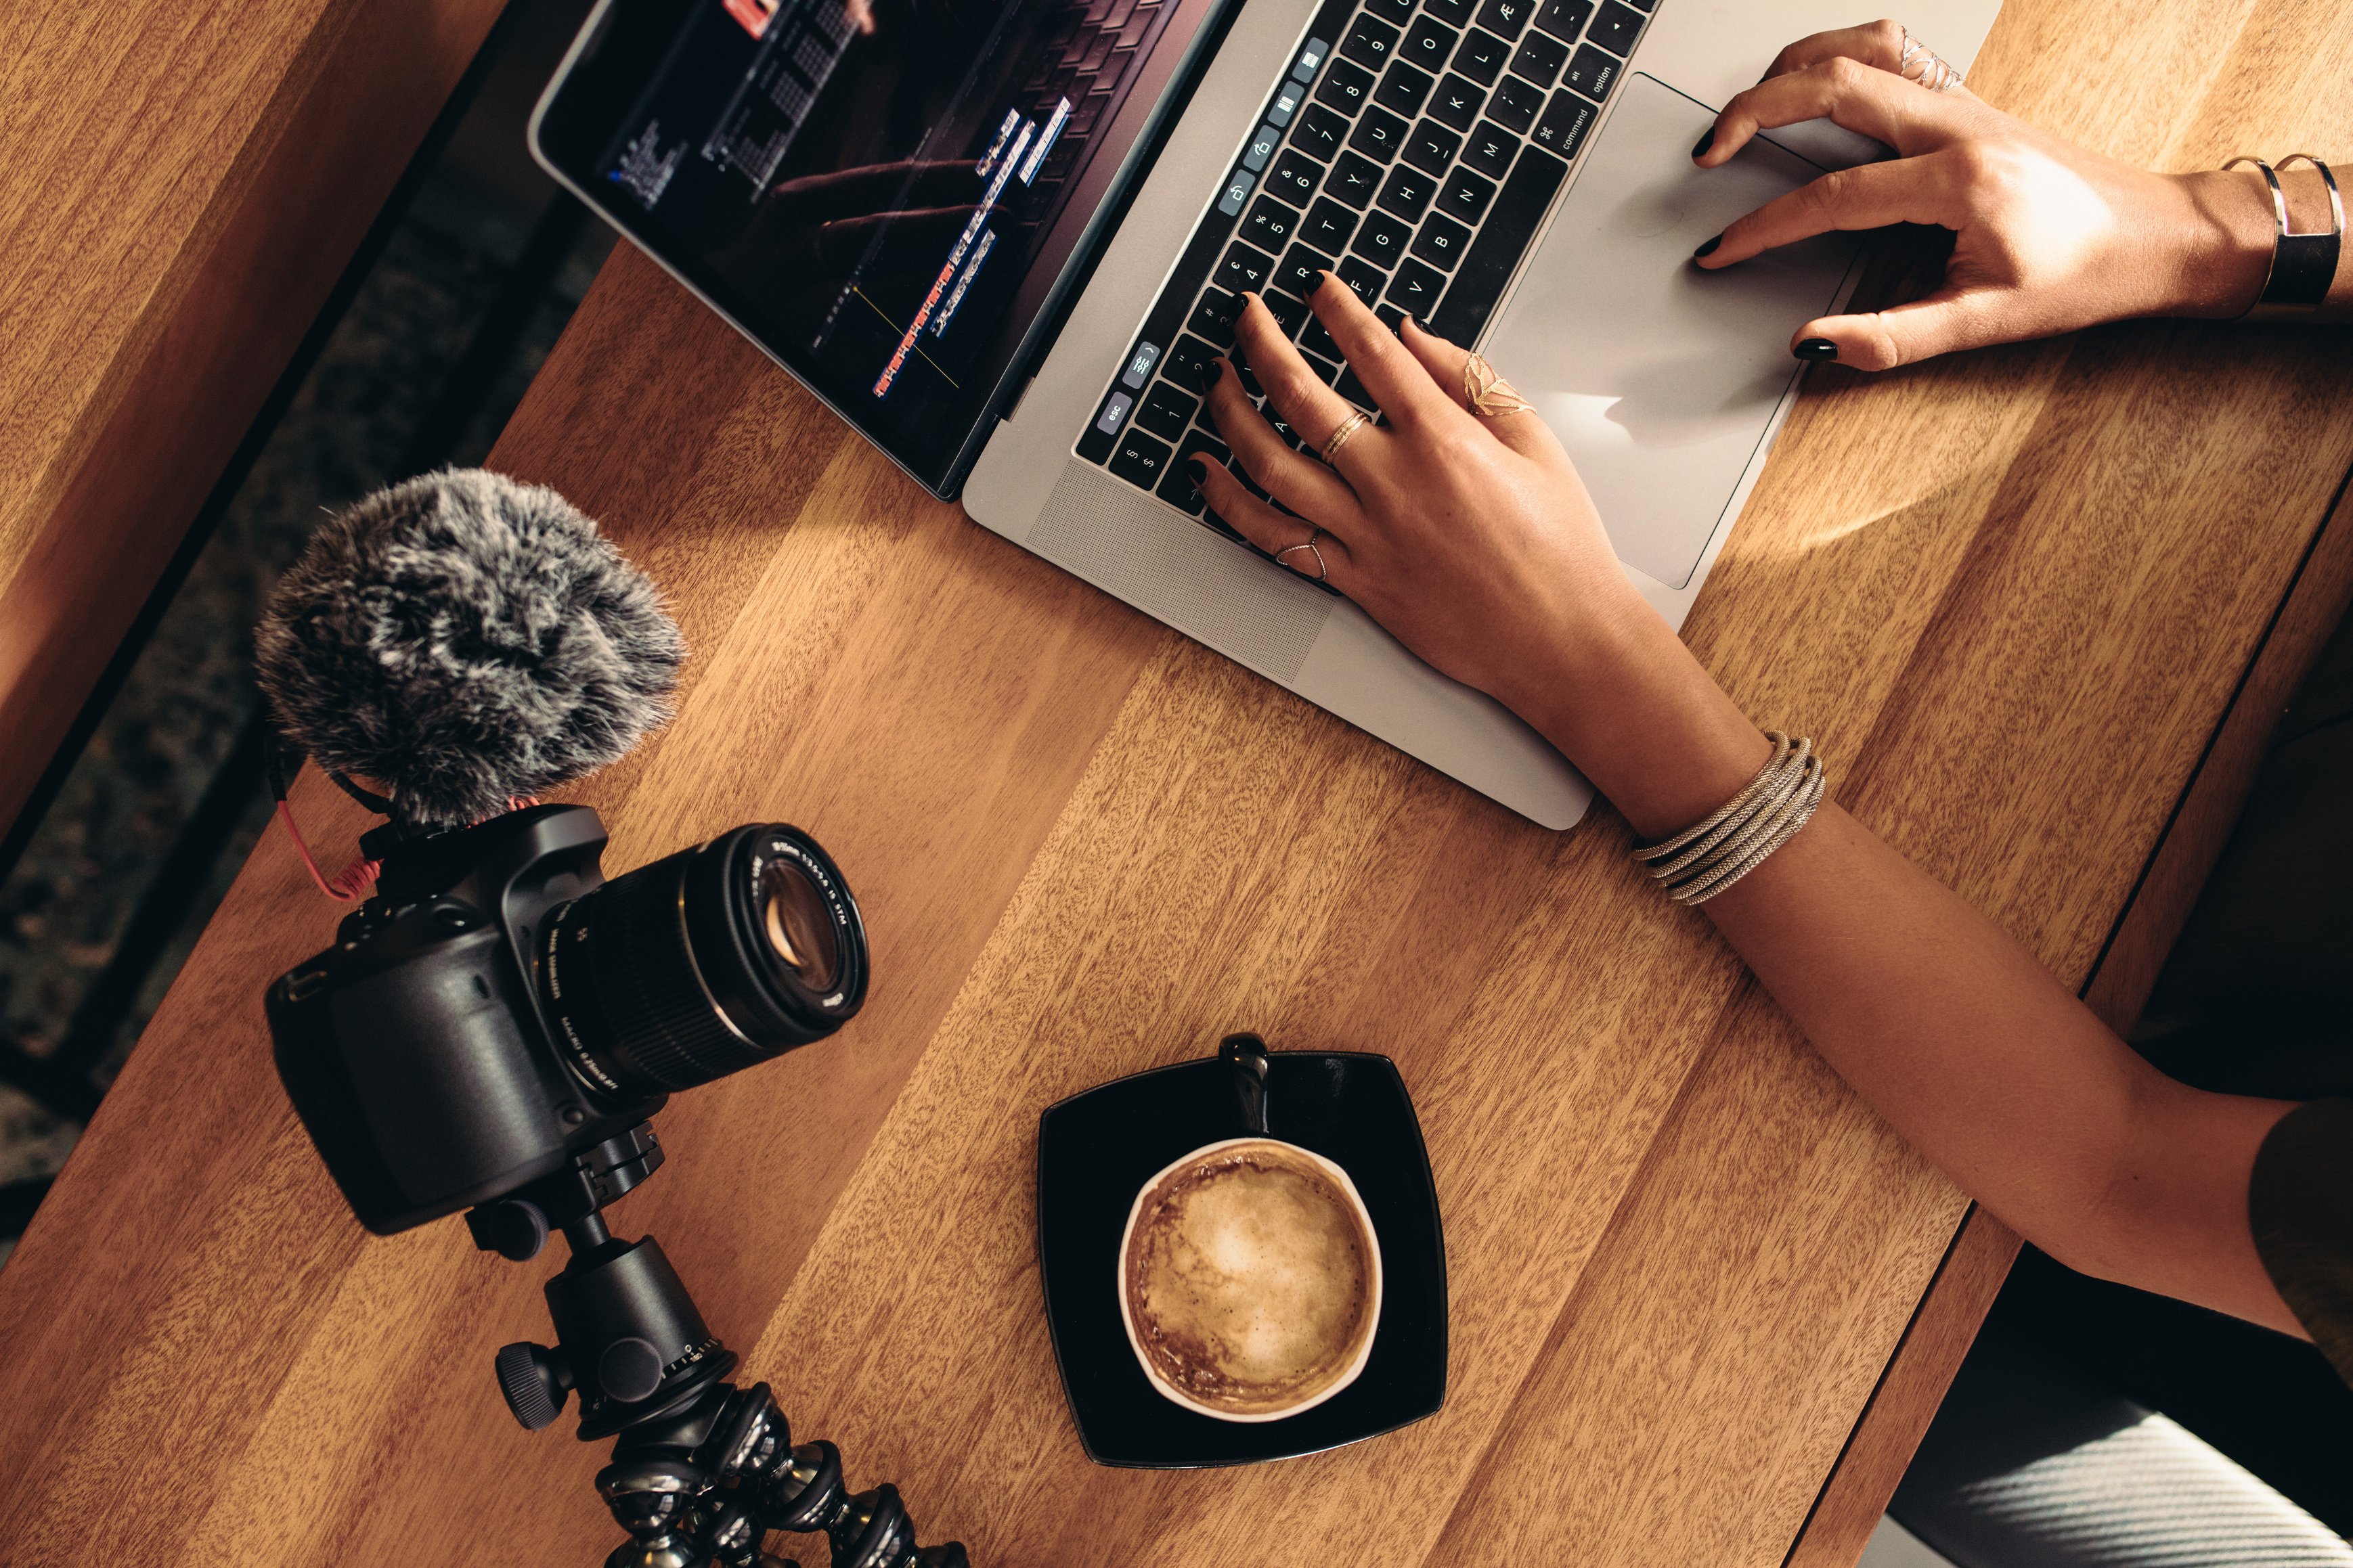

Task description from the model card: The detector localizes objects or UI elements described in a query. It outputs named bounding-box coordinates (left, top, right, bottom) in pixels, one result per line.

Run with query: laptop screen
left=535, top=0, right=1224, bottom=495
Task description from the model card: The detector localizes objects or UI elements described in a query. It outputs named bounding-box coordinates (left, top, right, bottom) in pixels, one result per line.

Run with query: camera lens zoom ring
left=572, top=852, right=768, bottom=1091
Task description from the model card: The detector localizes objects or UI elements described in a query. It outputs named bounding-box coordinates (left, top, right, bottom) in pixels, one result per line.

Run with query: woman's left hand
left=1189, top=277, right=1648, bottom=720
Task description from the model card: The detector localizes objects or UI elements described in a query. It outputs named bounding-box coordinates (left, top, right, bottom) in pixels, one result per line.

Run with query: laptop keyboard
left=1073, top=0, right=1654, bottom=558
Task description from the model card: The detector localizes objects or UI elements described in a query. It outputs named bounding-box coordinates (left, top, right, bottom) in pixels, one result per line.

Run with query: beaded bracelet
left=1633, top=732, right=1826, bottom=904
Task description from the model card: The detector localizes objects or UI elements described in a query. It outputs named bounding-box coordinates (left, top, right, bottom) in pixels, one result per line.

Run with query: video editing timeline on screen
left=873, top=99, right=1072, bottom=398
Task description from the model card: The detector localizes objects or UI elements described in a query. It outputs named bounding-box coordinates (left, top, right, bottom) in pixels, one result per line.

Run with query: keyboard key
left=1422, top=0, right=1473, bottom=24
left=1533, top=0, right=1592, bottom=43
left=1095, top=388, right=1134, bottom=436
left=1299, top=349, right=1343, bottom=385
left=1162, top=332, right=1223, bottom=392
left=1401, top=16, right=1459, bottom=72
left=1302, top=196, right=1359, bottom=250
left=1120, top=340, right=1162, bottom=388
left=1512, top=30, right=1569, bottom=85
left=1293, top=104, right=1349, bottom=160
left=1267, top=79, right=1306, bottom=125
left=1216, top=241, right=1276, bottom=294
left=1276, top=243, right=1335, bottom=297
left=1403, top=118, right=1464, bottom=175
left=1341, top=14, right=1401, bottom=68
left=1244, top=196, right=1300, bottom=251
left=1386, top=256, right=1447, bottom=317
left=1300, top=316, right=1341, bottom=360
left=1474, top=0, right=1532, bottom=41
left=1351, top=206, right=1414, bottom=266
left=1216, top=167, right=1255, bottom=216
left=1531, top=89, right=1595, bottom=157
left=1375, top=61, right=1434, bottom=118
left=1411, top=211, right=1472, bottom=269
left=1587, top=0, right=1646, bottom=54
left=1560, top=42, right=1621, bottom=99
left=1266, top=147, right=1321, bottom=204
left=1258, top=288, right=1309, bottom=335
left=1335, top=255, right=1386, bottom=308
left=1435, top=166, right=1495, bottom=223
left=1487, top=72, right=1544, bottom=131
left=1451, top=27, right=1509, bottom=84
left=1293, top=36, right=1332, bottom=79
left=1155, top=441, right=1210, bottom=512
left=1375, top=300, right=1408, bottom=332
left=1363, top=0, right=1414, bottom=22
left=1430, top=143, right=1566, bottom=344
left=1181, top=430, right=1233, bottom=471
left=1430, top=73, right=1485, bottom=131
left=1316, top=58, right=1376, bottom=114
left=1109, top=427, right=1174, bottom=491
left=1336, top=365, right=1377, bottom=410
left=1377, top=164, right=1435, bottom=221
left=1460, top=120, right=1516, bottom=177
left=1242, top=122, right=1281, bottom=170
left=1189, top=287, right=1244, bottom=344
left=1327, top=152, right=1384, bottom=207
left=1350, top=107, right=1410, bottom=162
left=1135, top=380, right=1197, bottom=439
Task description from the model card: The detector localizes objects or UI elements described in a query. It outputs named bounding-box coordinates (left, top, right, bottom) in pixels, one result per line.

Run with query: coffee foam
left=1120, top=1138, right=1379, bottom=1420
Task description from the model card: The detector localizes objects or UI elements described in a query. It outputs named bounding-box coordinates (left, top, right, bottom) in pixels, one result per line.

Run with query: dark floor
left=0, top=0, right=612, bottom=1265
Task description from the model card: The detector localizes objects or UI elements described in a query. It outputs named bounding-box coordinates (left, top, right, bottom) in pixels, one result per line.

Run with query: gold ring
left=1896, top=27, right=1964, bottom=92
left=1464, top=353, right=1534, bottom=416
left=1321, top=409, right=1371, bottom=464
left=1273, top=527, right=1329, bottom=581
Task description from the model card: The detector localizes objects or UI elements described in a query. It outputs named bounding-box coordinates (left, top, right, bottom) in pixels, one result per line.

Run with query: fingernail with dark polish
left=1691, top=129, right=1715, bottom=160
left=1793, top=338, right=1839, bottom=361
left=1187, top=456, right=1210, bottom=481
left=1692, top=233, right=1721, bottom=259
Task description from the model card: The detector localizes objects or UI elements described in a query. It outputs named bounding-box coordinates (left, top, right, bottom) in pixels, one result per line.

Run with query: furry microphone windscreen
left=255, top=470, right=688, bottom=828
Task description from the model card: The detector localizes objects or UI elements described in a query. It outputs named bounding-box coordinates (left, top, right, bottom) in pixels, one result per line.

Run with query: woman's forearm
left=1517, top=618, right=2303, bottom=1330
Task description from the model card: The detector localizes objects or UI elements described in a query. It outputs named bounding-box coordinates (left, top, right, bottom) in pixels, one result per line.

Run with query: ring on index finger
left=1321, top=409, right=1372, bottom=465
left=1464, top=353, right=1535, bottom=417
left=1897, top=27, right=1964, bottom=92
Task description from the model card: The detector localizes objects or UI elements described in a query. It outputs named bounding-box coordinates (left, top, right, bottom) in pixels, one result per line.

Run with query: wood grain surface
left=0, top=0, right=507, bottom=844
left=3, top=3, right=2350, bottom=1566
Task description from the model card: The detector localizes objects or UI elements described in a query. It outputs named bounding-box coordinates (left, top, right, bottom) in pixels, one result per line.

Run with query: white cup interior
left=1116, top=1136, right=1383, bottom=1423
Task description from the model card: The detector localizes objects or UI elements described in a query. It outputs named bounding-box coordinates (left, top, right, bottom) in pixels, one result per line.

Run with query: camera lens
left=537, top=824, right=867, bottom=1096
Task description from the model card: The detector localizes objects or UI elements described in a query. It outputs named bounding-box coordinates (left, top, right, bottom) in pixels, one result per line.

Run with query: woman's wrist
left=2166, top=165, right=2351, bottom=319
left=1504, top=600, right=1773, bottom=841
left=2164, top=169, right=2281, bottom=317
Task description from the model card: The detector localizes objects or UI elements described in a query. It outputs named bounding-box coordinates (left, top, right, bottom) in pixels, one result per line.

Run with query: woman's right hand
left=1691, top=21, right=2285, bottom=369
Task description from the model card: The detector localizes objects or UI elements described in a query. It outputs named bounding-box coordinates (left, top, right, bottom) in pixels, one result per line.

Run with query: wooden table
left=0, top=0, right=508, bottom=849
left=3, top=4, right=2349, bottom=1565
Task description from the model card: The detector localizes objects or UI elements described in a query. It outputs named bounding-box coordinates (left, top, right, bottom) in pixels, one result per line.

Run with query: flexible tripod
left=475, top=1125, right=969, bottom=1568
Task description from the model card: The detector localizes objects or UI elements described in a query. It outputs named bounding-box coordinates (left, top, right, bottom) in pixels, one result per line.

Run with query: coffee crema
left=1118, top=1138, right=1381, bottom=1420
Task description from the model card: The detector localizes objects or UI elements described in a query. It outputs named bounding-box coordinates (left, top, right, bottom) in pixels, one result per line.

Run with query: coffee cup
left=1116, top=1035, right=1383, bottom=1422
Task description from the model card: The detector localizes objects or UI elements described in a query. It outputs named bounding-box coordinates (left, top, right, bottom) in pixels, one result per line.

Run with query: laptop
left=531, top=0, right=2001, bottom=828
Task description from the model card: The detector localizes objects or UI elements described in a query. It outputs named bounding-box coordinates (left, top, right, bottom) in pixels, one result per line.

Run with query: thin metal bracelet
left=1632, top=732, right=1828, bottom=905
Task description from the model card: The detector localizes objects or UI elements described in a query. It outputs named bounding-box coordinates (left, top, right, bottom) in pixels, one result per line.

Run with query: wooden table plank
left=0, top=0, right=508, bottom=843
left=1, top=2, right=2348, bottom=1564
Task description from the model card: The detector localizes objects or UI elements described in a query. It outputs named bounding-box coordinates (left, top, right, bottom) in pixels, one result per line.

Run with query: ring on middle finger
left=1321, top=409, right=1372, bottom=465
left=1896, top=26, right=1964, bottom=91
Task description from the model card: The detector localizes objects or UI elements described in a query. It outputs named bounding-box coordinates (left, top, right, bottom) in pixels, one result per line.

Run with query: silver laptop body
left=963, top=0, right=1999, bottom=828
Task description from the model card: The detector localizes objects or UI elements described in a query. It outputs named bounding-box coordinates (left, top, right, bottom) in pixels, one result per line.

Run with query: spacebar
left=1430, top=143, right=1568, bottom=347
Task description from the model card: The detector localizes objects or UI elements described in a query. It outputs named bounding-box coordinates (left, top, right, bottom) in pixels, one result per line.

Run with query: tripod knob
left=495, top=1341, right=573, bottom=1431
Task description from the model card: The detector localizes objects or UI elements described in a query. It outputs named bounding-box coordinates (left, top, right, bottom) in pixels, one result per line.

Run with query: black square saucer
left=1036, top=1039, right=1447, bottom=1466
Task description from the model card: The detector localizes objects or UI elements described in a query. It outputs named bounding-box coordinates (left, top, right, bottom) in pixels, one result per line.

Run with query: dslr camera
left=269, top=803, right=865, bottom=1243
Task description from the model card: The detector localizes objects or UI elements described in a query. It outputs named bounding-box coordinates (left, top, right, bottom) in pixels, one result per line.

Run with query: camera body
left=268, top=806, right=664, bottom=1234
left=269, top=803, right=866, bottom=1239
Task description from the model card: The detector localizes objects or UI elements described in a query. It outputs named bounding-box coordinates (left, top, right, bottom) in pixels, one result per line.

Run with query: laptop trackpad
left=1483, top=73, right=1861, bottom=589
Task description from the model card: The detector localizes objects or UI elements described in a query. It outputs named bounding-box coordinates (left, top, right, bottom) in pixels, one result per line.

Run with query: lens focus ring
left=554, top=849, right=766, bottom=1091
